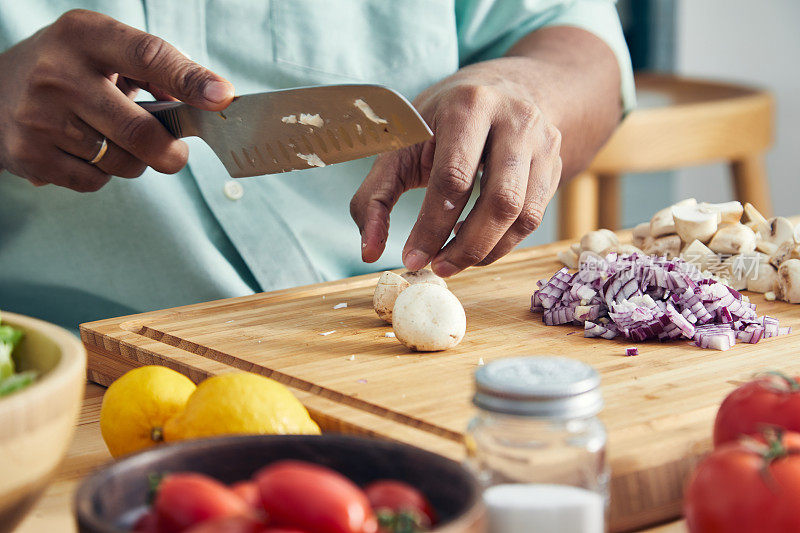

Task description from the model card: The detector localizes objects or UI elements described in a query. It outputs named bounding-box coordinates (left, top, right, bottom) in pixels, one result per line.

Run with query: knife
left=139, top=84, right=432, bottom=178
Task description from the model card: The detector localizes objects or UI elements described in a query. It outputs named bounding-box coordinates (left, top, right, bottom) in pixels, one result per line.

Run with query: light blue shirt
left=0, top=0, right=634, bottom=329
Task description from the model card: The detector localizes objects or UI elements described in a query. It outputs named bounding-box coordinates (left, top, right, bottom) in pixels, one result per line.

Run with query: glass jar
left=465, top=356, right=609, bottom=533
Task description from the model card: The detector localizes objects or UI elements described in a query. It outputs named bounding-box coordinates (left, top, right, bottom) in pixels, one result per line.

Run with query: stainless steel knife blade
left=139, top=85, right=432, bottom=178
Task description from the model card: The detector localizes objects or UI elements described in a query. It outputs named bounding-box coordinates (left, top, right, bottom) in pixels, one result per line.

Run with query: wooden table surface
left=14, top=383, right=686, bottom=533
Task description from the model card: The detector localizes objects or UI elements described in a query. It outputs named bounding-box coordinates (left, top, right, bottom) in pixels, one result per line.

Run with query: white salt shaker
left=466, top=356, right=609, bottom=533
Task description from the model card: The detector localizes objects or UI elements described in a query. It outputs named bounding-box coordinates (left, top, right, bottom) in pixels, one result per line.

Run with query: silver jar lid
left=473, top=356, right=603, bottom=418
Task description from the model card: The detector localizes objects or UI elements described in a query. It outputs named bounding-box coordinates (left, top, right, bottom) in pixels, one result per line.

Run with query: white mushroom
left=601, top=244, right=644, bottom=257
left=721, top=255, right=754, bottom=291
left=632, top=222, right=651, bottom=248
left=698, top=201, right=744, bottom=225
left=756, top=239, right=780, bottom=256
left=580, top=230, right=616, bottom=254
left=681, top=239, right=717, bottom=271
left=672, top=204, right=719, bottom=243
left=743, top=202, right=769, bottom=227
left=761, top=217, right=795, bottom=247
left=597, top=229, right=620, bottom=246
left=373, top=272, right=410, bottom=323
left=769, top=241, right=800, bottom=269
left=570, top=242, right=582, bottom=255
left=401, top=269, right=447, bottom=288
left=557, top=249, right=579, bottom=269
left=777, top=259, right=800, bottom=304
left=392, top=284, right=466, bottom=351
left=643, top=234, right=682, bottom=258
left=708, top=224, right=756, bottom=255
left=578, top=250, right=604, bottom=268
left=747, top=261, right=779, bottom=294
left=650, top=198, right=697, bottom=237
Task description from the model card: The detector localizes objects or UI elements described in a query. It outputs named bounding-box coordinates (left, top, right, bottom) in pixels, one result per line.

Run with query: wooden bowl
left=0, top=311, right=86, bottom=532
left=75, top=434, right=486, bottom=532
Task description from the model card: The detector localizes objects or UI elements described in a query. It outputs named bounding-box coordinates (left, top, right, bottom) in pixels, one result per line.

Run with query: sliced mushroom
left=632, top=222, right=651, bottom=248
left=747, top=261, right=779, bottom=294
left=580, top=230, right=616, bottom=254
left=743, top=202, right=769, bottom=227
left=761, top=217, right=795, bottom=247
left=557, top=249, right=579, bottom=269
left=769, top=241, right=800, bottom=269
left=601, top=244, right=643, bottom=257
left=708, top=224, right=756, bottom=255
left=756, top=239, right=779, bottom=256
left=673, top=203, right=719, bottom=243
left=721, top=255, right=748, bottom=291
left=681, top=239, right=717, bottom=271
left=778, top=259, right=800, bottom=303
left=698, top=201, right=743, bottom=225
left=644, top=234, right=682, bottom=258
left=373, top=271, right=411, bottom=323
left=650, top=198, right=697, bottom=237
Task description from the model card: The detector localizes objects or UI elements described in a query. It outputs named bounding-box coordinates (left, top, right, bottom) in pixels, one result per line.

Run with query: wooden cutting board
left=81, top=237, right=800, bottom=532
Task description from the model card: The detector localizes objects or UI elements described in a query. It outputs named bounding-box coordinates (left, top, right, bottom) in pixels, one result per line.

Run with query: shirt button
left=223, top=180, right=244, bottom=201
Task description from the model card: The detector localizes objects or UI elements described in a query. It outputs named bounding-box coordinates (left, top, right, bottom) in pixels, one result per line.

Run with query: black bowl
left=75, top=434, right=486, bottom=532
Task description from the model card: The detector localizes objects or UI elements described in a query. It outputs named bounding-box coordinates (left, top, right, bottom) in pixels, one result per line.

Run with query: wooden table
left=14, top=383, right=686, bottom=533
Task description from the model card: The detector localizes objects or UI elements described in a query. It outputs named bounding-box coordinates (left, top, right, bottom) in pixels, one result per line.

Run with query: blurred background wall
left=674, top=0, right=800, bottom=215
left=525, top=0, right=799, bottom=246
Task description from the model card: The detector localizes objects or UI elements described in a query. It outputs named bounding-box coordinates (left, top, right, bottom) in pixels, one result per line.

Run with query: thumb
left=350, top=149, right=419, bottom=263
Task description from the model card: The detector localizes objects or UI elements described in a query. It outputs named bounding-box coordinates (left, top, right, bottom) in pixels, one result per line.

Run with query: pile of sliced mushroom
left=560, top=200, right=800, bottom=304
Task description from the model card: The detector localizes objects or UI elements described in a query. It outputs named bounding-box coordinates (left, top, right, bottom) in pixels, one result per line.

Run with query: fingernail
left=204, top=81, right=232, bottom=103
left=403, top=249, right=429, bottom=271
left=433, top=260, right=459, bottom=278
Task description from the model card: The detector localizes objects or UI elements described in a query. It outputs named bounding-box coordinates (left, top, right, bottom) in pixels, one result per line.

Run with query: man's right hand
left=0, top=9, right=234, bottom=192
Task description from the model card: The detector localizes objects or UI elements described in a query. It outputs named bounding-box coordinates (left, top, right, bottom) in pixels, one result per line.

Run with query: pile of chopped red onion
left=531, top=252, right=790, bottom=351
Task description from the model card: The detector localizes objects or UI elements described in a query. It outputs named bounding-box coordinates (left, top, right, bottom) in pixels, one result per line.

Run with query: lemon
left=100, top=366, right=196, bottom=458
left=164, top=372, right=320, bottom=441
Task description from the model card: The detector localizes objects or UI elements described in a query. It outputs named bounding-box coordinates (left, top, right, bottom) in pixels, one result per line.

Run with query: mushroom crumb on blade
left=353, top=98, right=387, bottom=124
left=561, top=201, right=800, bottom=303
left=372, top=268, right=466, bottom=351
left=296, top=153, right=325, bottom=167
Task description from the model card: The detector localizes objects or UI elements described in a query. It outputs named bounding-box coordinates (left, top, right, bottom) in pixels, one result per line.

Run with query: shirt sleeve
left=455, top=0, right=636, bottom=114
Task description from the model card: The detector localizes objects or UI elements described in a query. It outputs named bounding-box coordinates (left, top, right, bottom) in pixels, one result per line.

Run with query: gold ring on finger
left=88, top=137, right=108, bottom=165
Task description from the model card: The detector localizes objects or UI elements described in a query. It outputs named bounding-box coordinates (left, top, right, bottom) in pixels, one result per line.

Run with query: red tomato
left=685, top=430, right=800, bottom=532
left=154, top=473, right=254, bottom=533
left=364, top=480, right=436, bottom=527
left=231, top=481, right=262, bottom=510
left=259, top=529, right=308, bottom=533
left=256, top=460, right=377, bottom=533
left=184, top=516, right=265, bottom=533
left=714, top=372, right=800, bottom=447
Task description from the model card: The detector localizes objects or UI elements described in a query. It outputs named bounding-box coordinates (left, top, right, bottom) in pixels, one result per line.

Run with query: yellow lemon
left=100, top=365, right=196, bottom=458
left=164, top=372, right=320, bottom=441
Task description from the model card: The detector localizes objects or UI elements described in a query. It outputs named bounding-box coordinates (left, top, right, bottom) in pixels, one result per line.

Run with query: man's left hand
left=350, top=60, right=562, bottom=277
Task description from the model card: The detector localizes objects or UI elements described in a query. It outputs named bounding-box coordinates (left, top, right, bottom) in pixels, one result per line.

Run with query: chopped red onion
left=531, top=252, right=790, bottom=351
left=625, top=347, right=639, bottom=356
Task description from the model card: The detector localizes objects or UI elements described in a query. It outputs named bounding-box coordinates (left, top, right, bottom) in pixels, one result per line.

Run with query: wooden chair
left=557, top=72, right=774, bottom=240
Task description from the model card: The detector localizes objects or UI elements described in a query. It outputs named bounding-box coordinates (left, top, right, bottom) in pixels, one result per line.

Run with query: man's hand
left=0, top=9, right=234, bottom=191
left=350, top=27, right=623, bottom=277
left=351, top=62, right=562, bottom=278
